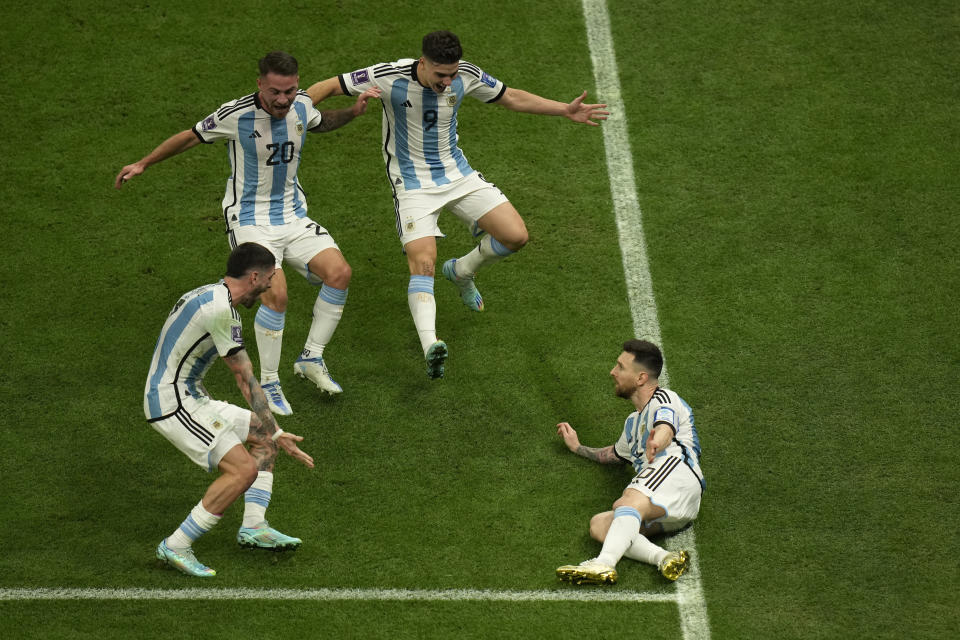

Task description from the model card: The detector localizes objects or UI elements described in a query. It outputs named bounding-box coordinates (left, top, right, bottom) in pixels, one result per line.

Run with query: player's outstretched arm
left=114, top=129, right=202, bottom=189
left=224, top=349, right=314, bottom=468
left=644, top=424, right=673, bottom=463
left=313, top=87, right=382, bottom=133
left=556, top=422, right=621, bottom=464
left=306, top=76, right=345, bottom=105
left=497, top=88, right=609, bottom=126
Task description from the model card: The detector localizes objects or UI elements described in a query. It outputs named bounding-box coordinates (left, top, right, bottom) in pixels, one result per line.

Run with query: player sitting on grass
left=555, top=340, right=703, bottom=584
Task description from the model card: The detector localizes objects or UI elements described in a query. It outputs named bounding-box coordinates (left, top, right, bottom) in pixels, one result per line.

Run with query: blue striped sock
left=242, top=472, right=274, bottom=528
left=255, top=305, right=285, bottom=331
left=408, top=275, right=434, bottom=295
left=318, top=285, right=348, bottom=305
left=489, top=236, right=515, bottom=257
left=166, top=501, right=221, bottom=551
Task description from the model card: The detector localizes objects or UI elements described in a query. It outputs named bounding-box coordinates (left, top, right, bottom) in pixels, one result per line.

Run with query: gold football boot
left=658, top=550, right=689, bottom=581
left=556, top=559, right=618, bottom=585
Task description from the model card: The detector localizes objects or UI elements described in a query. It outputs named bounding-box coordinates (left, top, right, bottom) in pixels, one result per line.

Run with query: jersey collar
left=410, top=60, right=424, bottom=87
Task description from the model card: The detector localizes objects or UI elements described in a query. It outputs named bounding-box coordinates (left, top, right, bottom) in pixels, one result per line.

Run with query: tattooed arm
left=311, top=87, right=381, bottom=133
left=223, top=349, right=314, bottom=468
left=556, top=422, right=623, bottom=465
left=223, top=349, right=268, bottom=420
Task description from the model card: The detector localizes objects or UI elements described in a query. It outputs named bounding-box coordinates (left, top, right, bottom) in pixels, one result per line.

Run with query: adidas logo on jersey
left=401, top=100, right=413, bottom=108
left=248, top=130, right=262, bottom=138
left=395, top=177, right=402, bottom=185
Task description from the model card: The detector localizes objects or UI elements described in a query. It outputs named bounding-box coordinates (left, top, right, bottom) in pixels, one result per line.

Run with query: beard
left=614, top=382, right=635, bottom=399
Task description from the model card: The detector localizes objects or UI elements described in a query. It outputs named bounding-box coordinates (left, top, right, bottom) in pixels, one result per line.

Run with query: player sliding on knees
left=145, top=243, right=315, bottom=578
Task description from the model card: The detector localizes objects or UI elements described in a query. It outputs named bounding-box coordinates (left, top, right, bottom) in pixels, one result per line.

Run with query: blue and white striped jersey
left=144, top=282, right=243, bottom=421
left=615, top=388, right=705, bottom=489
left=193, top=92, right=323, bottom=230
left=338, top=59, right=506, bottom=192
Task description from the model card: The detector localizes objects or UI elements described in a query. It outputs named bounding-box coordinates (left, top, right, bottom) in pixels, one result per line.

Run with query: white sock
left=407, top=275, right=438, bottom=353
left=166, top=500, right=222, bottom=551
left=304, top=285, right=347, bottom=356
left=242, top=471, right=274, bottom=528
left=255, top=306, right=285, bottom=382
left=624, top=532, right=670, bottom=567
left=596, top=507, right=642, bottom=567
left=454, top=234, right=515, bottom=278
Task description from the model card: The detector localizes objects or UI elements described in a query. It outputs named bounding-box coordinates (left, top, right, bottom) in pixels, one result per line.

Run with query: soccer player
left=117, top=51, right=381, bottom=414
left=146, top=242, right=314, bottom=578
left=554, top=340, right=704, bottom=584
left=306, top=31, right=608, bottom=378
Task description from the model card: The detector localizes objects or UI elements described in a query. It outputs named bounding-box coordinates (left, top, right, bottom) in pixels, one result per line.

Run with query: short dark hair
left=258, top=51, right=299, bottom=77
left=226, top=243, right=275, bottom=278
left=422, top=31, right=462, bottom=64
left=622, top=339, right=664, bottom=378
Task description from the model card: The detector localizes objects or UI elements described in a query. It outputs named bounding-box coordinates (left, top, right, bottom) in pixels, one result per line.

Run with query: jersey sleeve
left=192, top=100, right=240, bottom=144
left=203, top=297, right=245, bottom=358
left=650, top=397, right=679, bottom=435
left=457, top=60, right=507, bottom=103
left=298, top=92, right=324, bottom=130
left=339, top=63, right=381, bottom=96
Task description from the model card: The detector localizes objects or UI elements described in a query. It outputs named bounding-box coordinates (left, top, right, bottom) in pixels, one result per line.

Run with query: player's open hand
left=556, top=422, right=581, bottom=453
left=565, top=91, right=609, bottom=126
left=352, top=87, right=382, bottom=117
left=277, top=431, right=315, bottom=468
left=114, top=163, right=145, bottom=189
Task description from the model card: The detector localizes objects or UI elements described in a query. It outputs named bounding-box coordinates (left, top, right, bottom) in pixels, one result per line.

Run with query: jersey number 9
left=423, top=109, right=438, bottom=132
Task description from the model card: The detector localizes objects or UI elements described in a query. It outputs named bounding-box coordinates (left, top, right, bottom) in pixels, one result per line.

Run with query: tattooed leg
left=246, top=414, right=278, bottom=472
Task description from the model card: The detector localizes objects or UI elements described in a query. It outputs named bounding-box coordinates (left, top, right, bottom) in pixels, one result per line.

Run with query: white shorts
left=627, top=456, right=702, bottom=532
left=395, top=171, right=509, bottom=246
left=229, top=216, right=340, bottom=283
left=149, top=396, right=252, bottom=472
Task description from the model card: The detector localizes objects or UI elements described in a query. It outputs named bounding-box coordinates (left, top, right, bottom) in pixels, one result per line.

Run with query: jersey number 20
left=266, top=141, right=295, bottom=165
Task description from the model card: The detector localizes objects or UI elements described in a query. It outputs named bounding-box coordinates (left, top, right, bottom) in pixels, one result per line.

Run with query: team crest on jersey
left=212, top=420, right=223, bottom=431
left=296, top=120, right=304, bottom=136
left=446, top=94, right=457, bottom=107
left=351, top=69, right=370, bottom=84
left=231, top=325, right=243, bottom=345
left=201, top=115, right=217, bottom=131
left=480, top=72, right=497, bottom=88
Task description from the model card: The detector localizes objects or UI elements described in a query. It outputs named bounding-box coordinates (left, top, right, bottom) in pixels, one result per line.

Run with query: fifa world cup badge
left=446, top=95, right=457, bottom=107
left=296, top=121, right=304, bottom=136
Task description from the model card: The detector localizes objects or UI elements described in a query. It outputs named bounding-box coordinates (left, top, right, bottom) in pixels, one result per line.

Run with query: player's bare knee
left=411, top=258, right=435, bottom=277
left=506, top=231, right=528, bottom=251
left=612, top=495, right=638, bottom=510
left=328, top=261, right=352, bottom=288
left=261, top=291, right=288, bottom=313
left=235, top=455, right=259, bottom=491
left=589, top=513, right=610, bottom=542
left=493, top=226, right=528, bottom=252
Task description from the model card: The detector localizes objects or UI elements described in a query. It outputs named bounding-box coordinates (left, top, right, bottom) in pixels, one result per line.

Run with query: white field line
left=581, top=1, right=711, bottom=639
left=0, top=587, right=676, bottom=603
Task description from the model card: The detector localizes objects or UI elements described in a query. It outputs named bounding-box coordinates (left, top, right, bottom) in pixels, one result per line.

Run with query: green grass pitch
left=1, top=1, right=957, bottom=638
